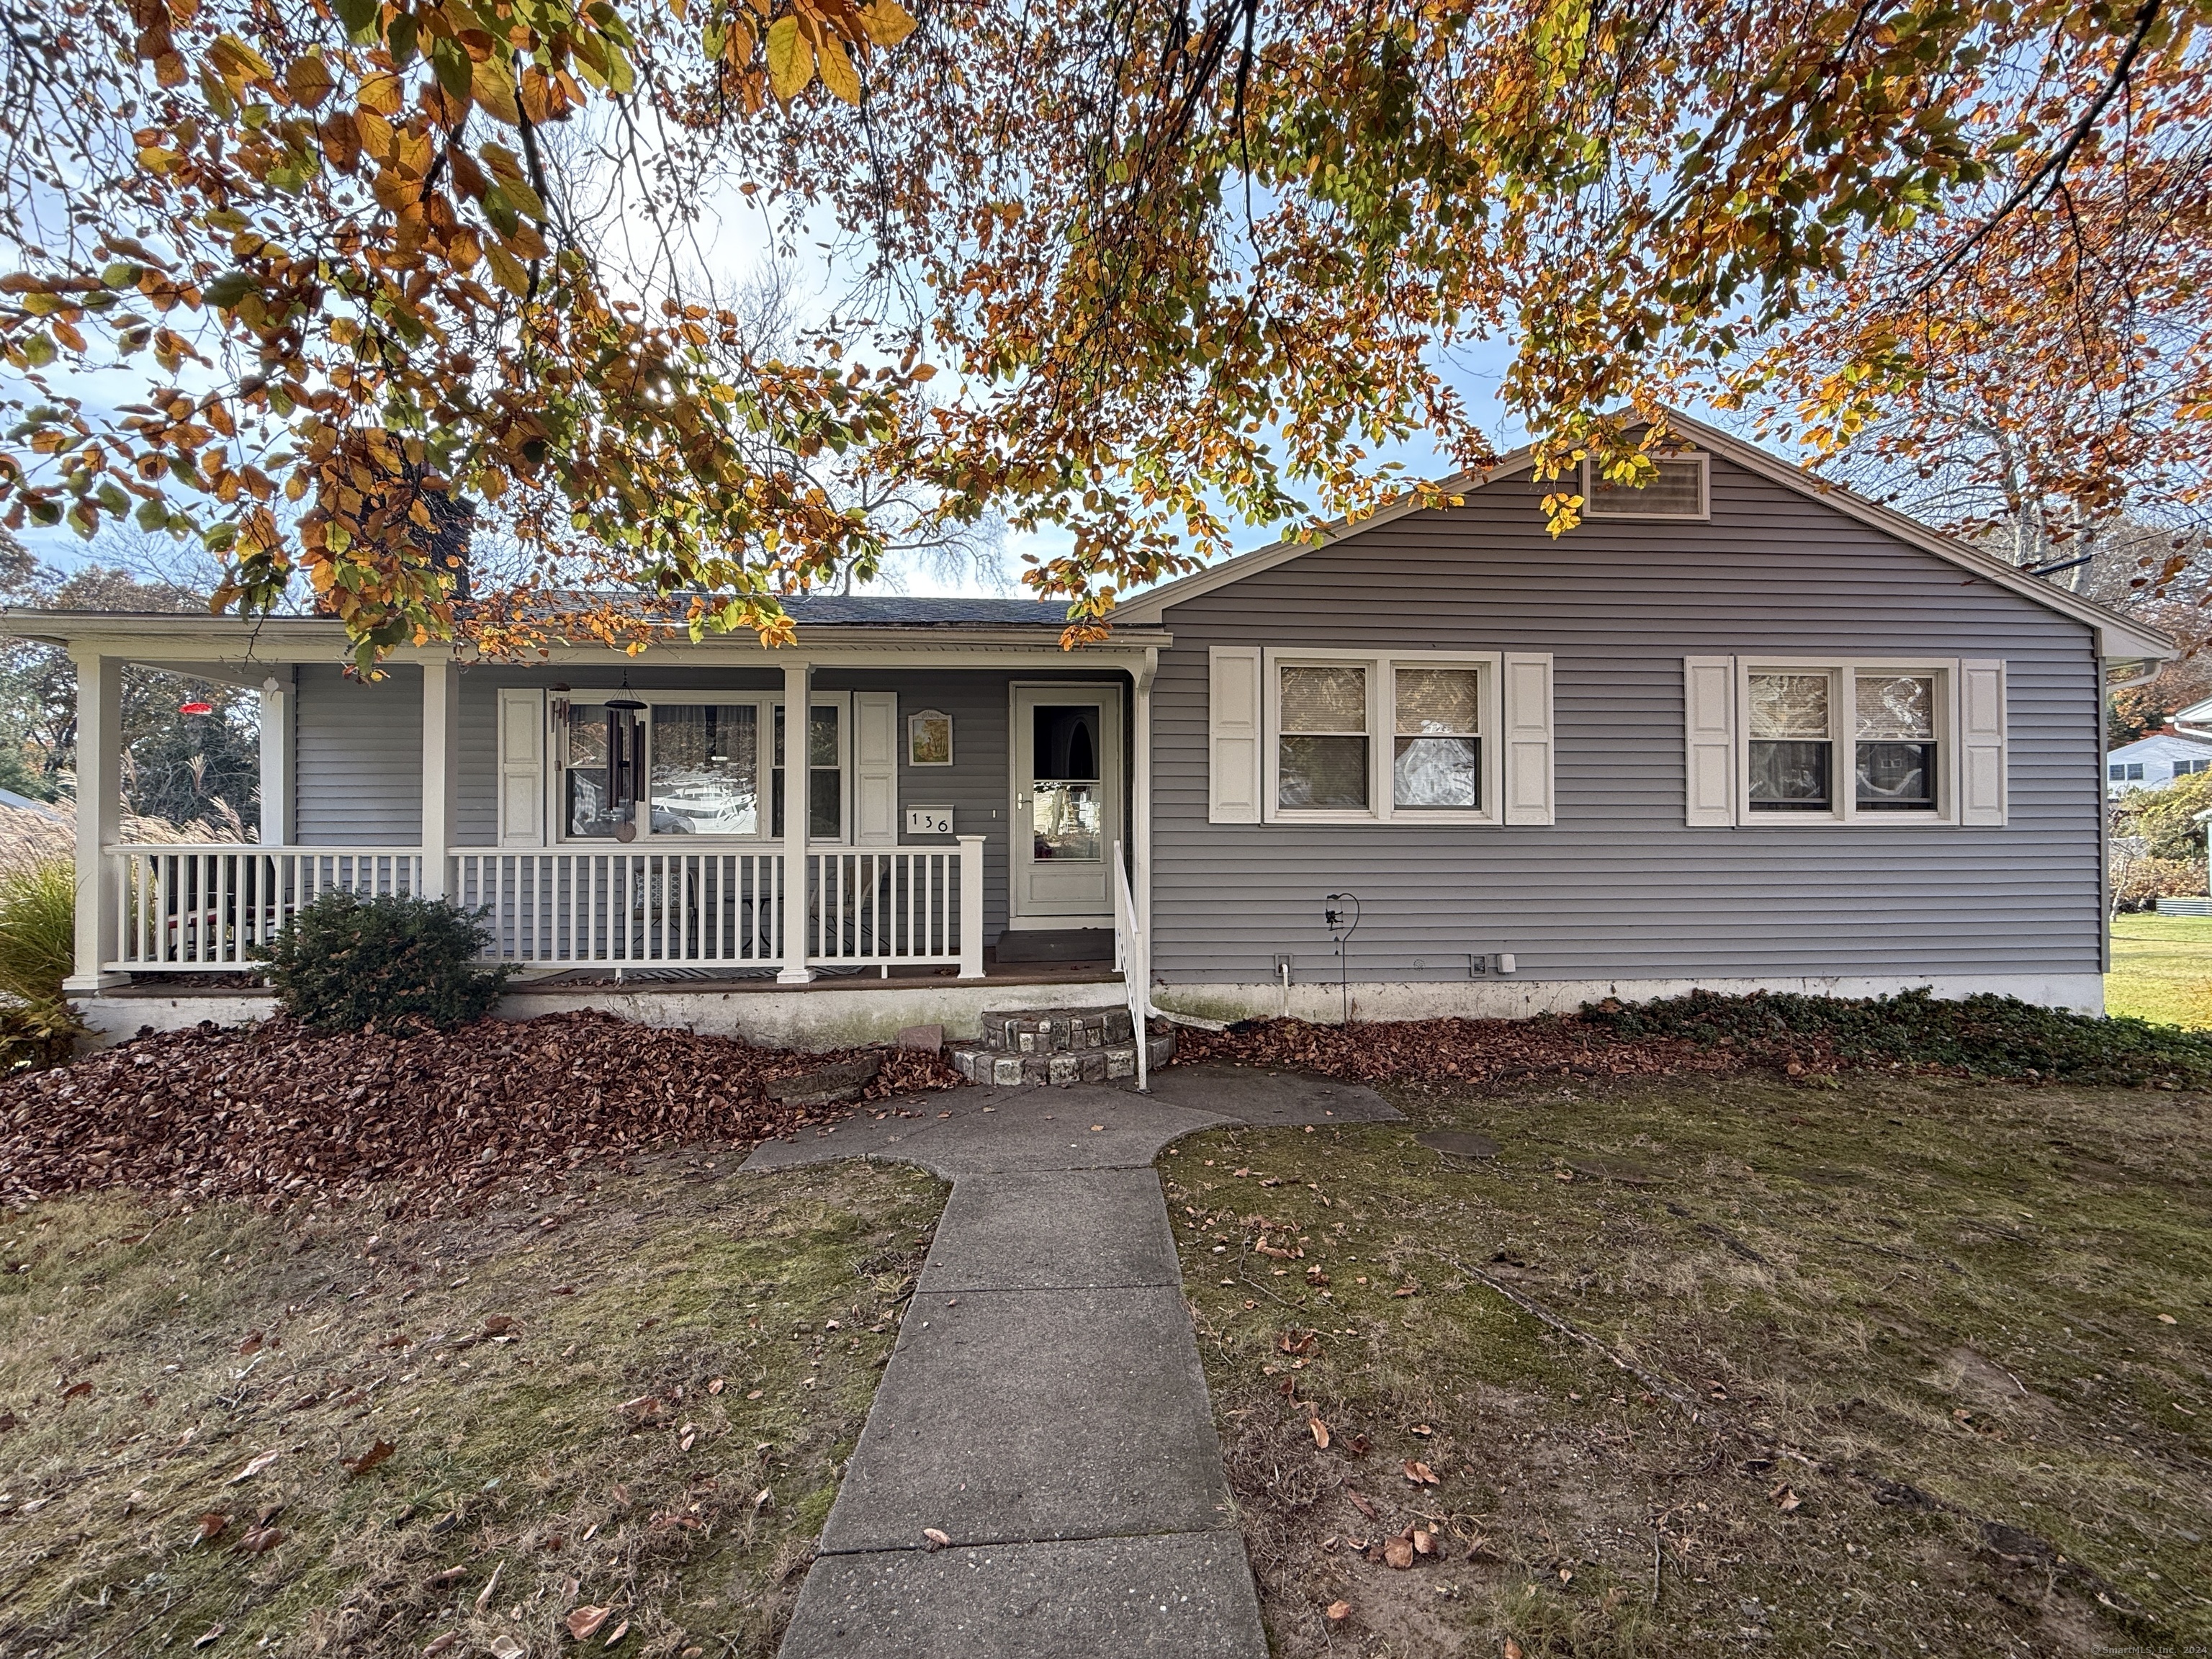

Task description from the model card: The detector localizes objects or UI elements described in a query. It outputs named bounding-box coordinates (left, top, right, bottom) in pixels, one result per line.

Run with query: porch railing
left=111, top=845, right=424, bottom=970
left=104, top=840, right=985, bottom=978
left=451, top=850, right=784, bottom=968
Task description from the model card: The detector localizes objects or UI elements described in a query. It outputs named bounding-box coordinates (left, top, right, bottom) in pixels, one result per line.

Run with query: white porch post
left=1133, top=649, right=1156, bottom=984
left=65, top=650, right=125, bottom=991
left=257, top=671, right=293, bottom=847
left=777, top=658, right=814, bottom=983
left=421, top=659, right=458, bottom=899
left=957, top=835, right=986, bottom=979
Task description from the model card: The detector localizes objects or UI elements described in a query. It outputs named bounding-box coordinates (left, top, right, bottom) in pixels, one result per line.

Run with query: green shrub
left=258, top=890, right=513, bottom=1033
left=1582, top=986, right=2212, bottom=1088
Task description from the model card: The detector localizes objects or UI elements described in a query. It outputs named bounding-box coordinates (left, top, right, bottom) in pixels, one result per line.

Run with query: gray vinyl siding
left=1151, top=454, right=2104, bottom=984
left=293, top=665, right=422, bottom=845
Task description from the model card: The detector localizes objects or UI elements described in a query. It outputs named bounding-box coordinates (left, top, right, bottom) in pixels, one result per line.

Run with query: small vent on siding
left=1584, top=456, right=1707, bottom=518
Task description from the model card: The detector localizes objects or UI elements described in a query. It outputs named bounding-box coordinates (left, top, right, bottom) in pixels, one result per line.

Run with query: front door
left=1010, top=684, right=1122, bottom=924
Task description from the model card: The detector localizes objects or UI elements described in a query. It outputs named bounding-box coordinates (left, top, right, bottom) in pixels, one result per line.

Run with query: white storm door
left=1010, top=684, right=1121, bottom=922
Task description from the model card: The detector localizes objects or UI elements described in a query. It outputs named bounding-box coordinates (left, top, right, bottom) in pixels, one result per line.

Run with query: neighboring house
left=3, top=411, right=2172, bottom=1046
left=2105, top=729, right=2212, bottom=795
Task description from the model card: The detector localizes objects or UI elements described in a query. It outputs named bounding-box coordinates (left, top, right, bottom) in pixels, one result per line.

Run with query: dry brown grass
left=1165, top=1070, right=2212, bottom=1657
left=0, top=1147, right=945, bottom=1656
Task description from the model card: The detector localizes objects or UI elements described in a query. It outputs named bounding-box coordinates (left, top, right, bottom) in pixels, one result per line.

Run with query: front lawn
left=0, top=1154, right=945, bottom=1657
left=1164, top=1068, right=2211, bottom=1656
left=2107, top=912, right=2212, bottom=1028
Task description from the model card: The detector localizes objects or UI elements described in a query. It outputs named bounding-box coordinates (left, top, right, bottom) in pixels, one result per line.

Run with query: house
left=2105, top=728, right=2212, bottom=795
left=4, top=412, right=2172, bottom=1048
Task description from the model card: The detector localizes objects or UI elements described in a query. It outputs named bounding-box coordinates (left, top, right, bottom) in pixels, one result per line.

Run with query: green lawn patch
left=0, top=1154, right=945, bottom=1656
left=1166, top=1069, right=2211, bottom=1657
left=2107, top=912, right=2212, bottom=1028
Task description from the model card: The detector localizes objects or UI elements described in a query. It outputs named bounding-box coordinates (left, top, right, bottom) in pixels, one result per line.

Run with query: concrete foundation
left=1153, top=972, right=2108, bottom=1025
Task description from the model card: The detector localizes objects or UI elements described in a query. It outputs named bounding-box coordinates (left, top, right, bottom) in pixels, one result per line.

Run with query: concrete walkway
left=747, top=1065, right=1400, bottom=1658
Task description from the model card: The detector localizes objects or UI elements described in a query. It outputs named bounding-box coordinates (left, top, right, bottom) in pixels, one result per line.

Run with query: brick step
left=948, top=1030, right=1176, bottom=1087
left=979, top=1004, right=1136, bottom=1056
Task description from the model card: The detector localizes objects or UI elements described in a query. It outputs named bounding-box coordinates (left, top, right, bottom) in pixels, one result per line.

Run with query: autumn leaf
left=193, top=1511, right=229, bottom=1544
left=814, top=35, right=861, bottom=104
left=1345, top=1489, right=1378, bottom=1521
left=860, top=1, right=917, bottom=46
left=285, top=53, right=336, bottom=109
left=1325, top=1600, right=1351, bottom=1622
left=342, top=1439, right=395, bottom=1477
left=472, top=56, right=522, bottom=125
left=1402, top=1460, right=1439, bottom=1486
left=765, top=16, right=814, bottom=102
left=565, top=1606, right=612, bottom=1640
left=228, top=1449, right=282, bottom=1484
left=1382, top=1537, right=1415, bottom=1570
left=922, top=1527, right=950, bottom=1550
left=236, top=1526, right=284, bottom=1553
left=1309, top=1416, right=1330, bottom=1449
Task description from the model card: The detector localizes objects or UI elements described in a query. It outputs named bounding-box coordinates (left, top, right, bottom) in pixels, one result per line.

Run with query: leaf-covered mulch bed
left=1177, top=987, right=2212, bottom=1091
left=0, top=1010, right=959, bottom=1213
left=1174, top=1011, right=1745, bottom=1087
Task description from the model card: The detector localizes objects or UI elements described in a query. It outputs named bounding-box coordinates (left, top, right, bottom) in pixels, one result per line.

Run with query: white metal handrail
left=1111, top=838, right=1150, bottom=1090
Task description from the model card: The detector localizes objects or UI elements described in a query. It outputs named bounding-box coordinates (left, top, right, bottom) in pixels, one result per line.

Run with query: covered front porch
left=11, top=603, right=1171, bottom=1045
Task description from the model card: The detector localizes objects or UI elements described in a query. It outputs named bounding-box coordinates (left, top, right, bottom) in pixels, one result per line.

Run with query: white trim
left=1581, top=451, right=1710, bottom=520
left=1731, top=657, right=1984, bottom=827
left=1114, top=409, right=2170, bottom=662
left=1261, top=649, right=1509, bottom=825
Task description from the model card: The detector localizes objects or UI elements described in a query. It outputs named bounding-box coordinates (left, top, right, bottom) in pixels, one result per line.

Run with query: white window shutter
left=1208, top=647, right=1263, bottom=824
left=497, top=688, right=545, bottom=846
left=1959, top=659, right=2008, bottom=826
left=1682, top=656, right=1737, bottom=827
left=853, top=690, right=898, bottom=846
left=1501, top=653, right=1555, bottom=825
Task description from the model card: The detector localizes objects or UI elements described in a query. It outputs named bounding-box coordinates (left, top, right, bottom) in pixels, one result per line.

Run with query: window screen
left=1278, top=665, right=1369, bottom=810
left=1748, top=673, right=1833, bottom=811
left=1393, top=667, right=1479, bottom=809
left=1853, top=674, right=1938, bottom=812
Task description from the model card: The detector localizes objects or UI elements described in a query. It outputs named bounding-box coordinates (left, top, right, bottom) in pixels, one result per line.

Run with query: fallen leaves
left=341, top=1439, right=395, bottom=1478
left=1345, top=1489, right=1379, bottom=1521
left=922, top=1527, right=951, bottom=1551
left=1326, top=1599, right=1351, bottom=1622
left=228, top=1448, right=282, bottom=1484
left=1403, top=1460, right=1439, bottom=1486
left=0, top=1011, right=962, bottom=1213
left=192, top=1511, right=228, bottom=1544
left=235, top=1526, right=284, bottom=1553
left=1769, top=1482, right=1803, bottom=1513
left=565, top=1605, right=613, bottom=1640
left=1309, top=1416, right=1331, bottom=1449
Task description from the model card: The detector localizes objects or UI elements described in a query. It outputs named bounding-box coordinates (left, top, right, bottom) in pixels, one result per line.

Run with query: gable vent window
left=1583, top=454, right=1709, bottom=520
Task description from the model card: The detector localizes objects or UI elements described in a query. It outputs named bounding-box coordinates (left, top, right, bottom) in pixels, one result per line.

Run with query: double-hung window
left=1737, top=662, right=1959, bottom=822
left=1264, top=653, right=1499, bottom=823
